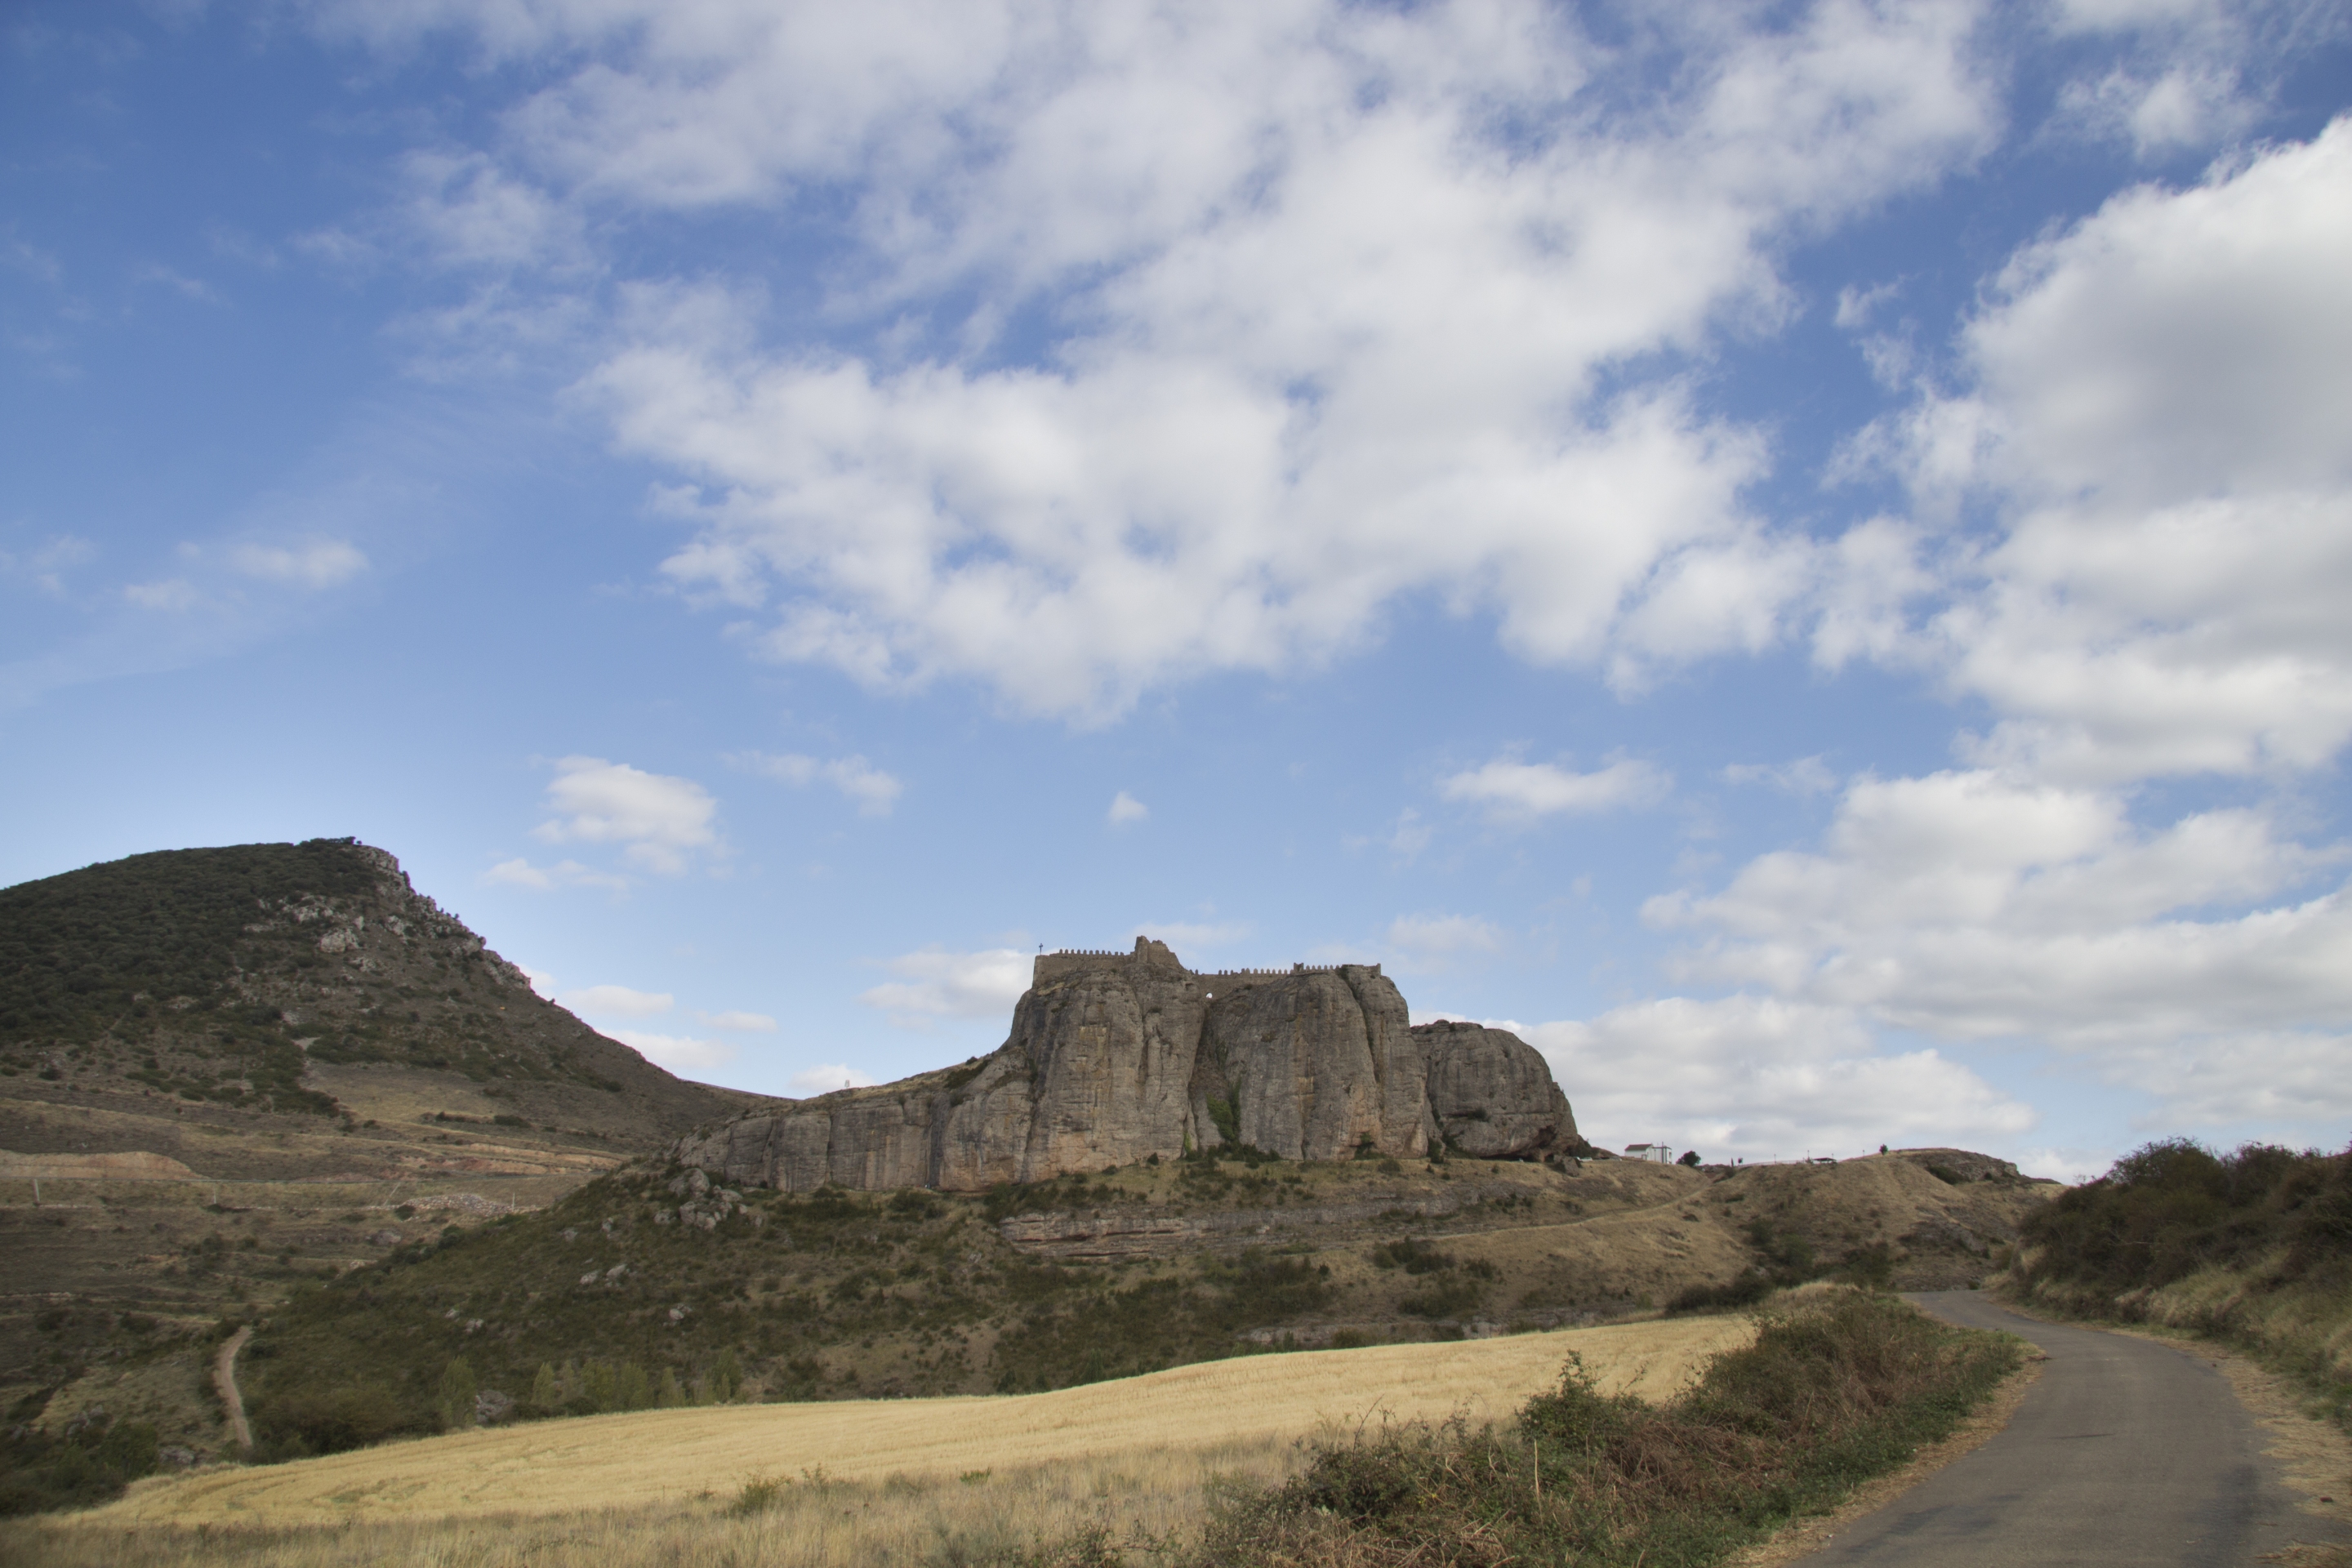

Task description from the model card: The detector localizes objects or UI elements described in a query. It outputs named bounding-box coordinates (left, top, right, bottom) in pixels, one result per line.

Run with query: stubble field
left=11, top=1315, right=1753, bottom=1566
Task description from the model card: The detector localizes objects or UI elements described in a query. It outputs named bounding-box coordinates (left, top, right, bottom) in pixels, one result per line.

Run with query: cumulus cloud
left=1855, top=121, right=2352, bottom=785
left=858, top=946, right=1031, bottom=1026
left=532, top=755, right=719, bottom=874
left=697, top=1009, right=777, bottom=1032
left=1646, top=768, right=2352, bottom=1130
left=336, top=0, right=2008, bottom=719
left=1384, top=912, right=1504, bottom=969
left=558, top=983, right=675, bottom=1018
left=789, top=1063, right=879, bottom=1094
left=1502, top=995, right=2037, bottom=1165
left=1107, top=791, right=1149, bottom=826
left=123, top=580, right=199, bottom=612
left=605, top=1028, right=736, bottom=1073
left=229, top=539, right=369, bottom=590
left=483, top=856, right=631, bottom=891
left=734, top=750, right=903, bottom=815
left=1723, top=756, right=1839, bottom=795
left=1439, top=755, right=1670, bottom=822
left=1132, top=920, right=1249, bottom=956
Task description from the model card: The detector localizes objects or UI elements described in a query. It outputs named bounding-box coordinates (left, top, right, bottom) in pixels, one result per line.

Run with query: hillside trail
left=211, top=1325, right=251, bottom=1453
left=1783, top=1291, right=2350, bottom=1567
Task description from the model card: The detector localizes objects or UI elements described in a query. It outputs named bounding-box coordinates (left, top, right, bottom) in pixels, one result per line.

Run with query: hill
left=198, top=1141, right=2049, bottom=1466
left=0, top=840, right=769, bottom=1446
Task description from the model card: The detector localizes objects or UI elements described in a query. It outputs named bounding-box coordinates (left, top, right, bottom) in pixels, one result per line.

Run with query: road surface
left=1788, top=1290, right=2346, bottom=1566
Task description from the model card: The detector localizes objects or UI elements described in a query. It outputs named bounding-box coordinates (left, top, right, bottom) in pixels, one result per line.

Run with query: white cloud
left=606, top=1028, right=737, bottom=1073
left=789, top=1062, right=879, bottom=1095
left=1507, top=995, right=2037, bottom=1165
left=697, top=1009, right=777, bottom=1032
left=1381, top=808, right=1433, bottom=858
left=2056, top=65, right=2257, bottom=156
left=1855, top=120, right=2352, bottom=785
left=1107, top=791, right=1148, bottom=826
left=401, top=149, right=583, bottom=270
left=230, top=539, right=370, bottom=590
left=1723, top=756, right=1838, bottom=795
left=1646, top=768, right=2352, bottom=1130
left=734, top=750, right=903, bottom=815
left=1384, top=912, right=1504, bottom=969
left=559, top=983, right=675, bottom=1018
left=519, top=964, right=559, bottom=997
left=123, top=580, right=199, bottom=612
left=1132, top=921, right=1249, bottom=956
left=858, top=946, right=1031, bottom=1025
left=532, top=755, right=719, bottom=874
left=1439, top=755, right=1670, bottom=822
left=482, top=856, right=631, bottom=891
left=351, top=0, right=2008, bottom=719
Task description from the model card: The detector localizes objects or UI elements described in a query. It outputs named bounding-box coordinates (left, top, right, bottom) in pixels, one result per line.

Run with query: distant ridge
left=0, top=837, right=751, bottom=1134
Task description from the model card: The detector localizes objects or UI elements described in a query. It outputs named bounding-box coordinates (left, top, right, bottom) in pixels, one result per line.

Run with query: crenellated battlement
left=1033, top=939, right=1377, bottom=991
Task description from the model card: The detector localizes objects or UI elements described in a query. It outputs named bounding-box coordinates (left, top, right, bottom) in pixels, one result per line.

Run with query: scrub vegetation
left=2002, top=1138, right=2352, bottom=1429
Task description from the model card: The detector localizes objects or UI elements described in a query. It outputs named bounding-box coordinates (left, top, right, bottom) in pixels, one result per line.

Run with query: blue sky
left=6, top=0, right=2350, bottom=1180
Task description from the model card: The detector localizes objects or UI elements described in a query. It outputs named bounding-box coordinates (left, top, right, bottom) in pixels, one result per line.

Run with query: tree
left=528, top=1362, right=559, bottom=1413
left=1677, top=1150, right=1701, bottom=1167
left=435, top=1356, right=477, bottom=1432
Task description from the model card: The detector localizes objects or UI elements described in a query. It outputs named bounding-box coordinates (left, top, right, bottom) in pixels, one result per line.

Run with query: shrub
left=249, top=1384, right=416, bottom=1459
left=1200, top=1289, right=2022, bottom=1568
left=436, top=1357, right=478, bottom=1432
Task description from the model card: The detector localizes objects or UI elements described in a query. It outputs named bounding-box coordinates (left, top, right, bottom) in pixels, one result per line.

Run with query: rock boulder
left=670, top=938, right=1578, bottom=1192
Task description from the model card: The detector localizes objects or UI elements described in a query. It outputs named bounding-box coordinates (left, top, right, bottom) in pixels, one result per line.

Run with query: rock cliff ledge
left=674, top=938, right=1578, bottom=1192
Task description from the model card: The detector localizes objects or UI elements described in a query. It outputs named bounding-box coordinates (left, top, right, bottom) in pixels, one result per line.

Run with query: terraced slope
left=0, top=840, right=770, bottom=1423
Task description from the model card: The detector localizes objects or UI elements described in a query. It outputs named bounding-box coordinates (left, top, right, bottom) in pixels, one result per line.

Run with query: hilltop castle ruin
left=675, top=937, right=1579, bottom=1192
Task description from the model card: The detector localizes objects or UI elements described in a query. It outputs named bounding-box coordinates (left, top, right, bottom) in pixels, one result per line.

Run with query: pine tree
left=530, top=1362, right=559, bottom=1412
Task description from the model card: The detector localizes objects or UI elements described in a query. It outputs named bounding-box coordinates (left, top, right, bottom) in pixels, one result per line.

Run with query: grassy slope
left=234, top=1148, right=2052, bottom=1464
left=0, top=839, right=774, bottom=1490
left=3, top=1289, right=2025, bottom=1568
left=2000, top=1138, right=2352, bottom=1428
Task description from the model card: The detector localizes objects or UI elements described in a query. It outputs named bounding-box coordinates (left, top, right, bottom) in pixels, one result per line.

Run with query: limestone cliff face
left=671, top=938, right=1578, bottom=1192
left=1418, top=1021, right=1575, bottom=1160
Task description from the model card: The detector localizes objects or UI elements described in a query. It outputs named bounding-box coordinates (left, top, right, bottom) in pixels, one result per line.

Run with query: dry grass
left=7, top=1317, right=1749, bottom=1565
left=6, top=1441, right=1268, bottom=1568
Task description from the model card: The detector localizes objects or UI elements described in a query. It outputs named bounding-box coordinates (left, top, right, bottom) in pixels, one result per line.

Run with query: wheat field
left=83, top=1316, right=1748, bottom=1539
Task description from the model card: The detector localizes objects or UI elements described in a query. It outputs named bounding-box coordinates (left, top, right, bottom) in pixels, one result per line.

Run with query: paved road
left=1788, top=1291, right=2347, bottom=1567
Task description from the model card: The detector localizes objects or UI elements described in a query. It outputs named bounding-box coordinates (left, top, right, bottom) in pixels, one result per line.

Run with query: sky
left=5, top=1, right=2350, bottom=1183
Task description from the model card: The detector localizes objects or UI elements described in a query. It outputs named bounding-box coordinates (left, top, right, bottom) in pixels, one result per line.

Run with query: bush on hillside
left=1196, top=1288, right=2019, bottom=1568
left=1195, top=1288, right=2021, bottom=1568
left=0, top=1412, right=163, bottom=1517
left=2016, top=1138, right=2352, bottom=1298
left=2007, top=1138, right=2352, bottom=1428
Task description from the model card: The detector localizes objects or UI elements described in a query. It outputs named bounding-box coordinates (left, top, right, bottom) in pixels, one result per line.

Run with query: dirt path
left=1784, top=1292, right=2351, bottom=1566
left=212, top=1325, right=252, bottom=1453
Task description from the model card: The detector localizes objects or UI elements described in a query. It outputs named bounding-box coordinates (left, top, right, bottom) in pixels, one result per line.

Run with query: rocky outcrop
left=673, top=938, right=1579, bottom=1192
left=1419, top=1021, right=1576, bottom=1159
